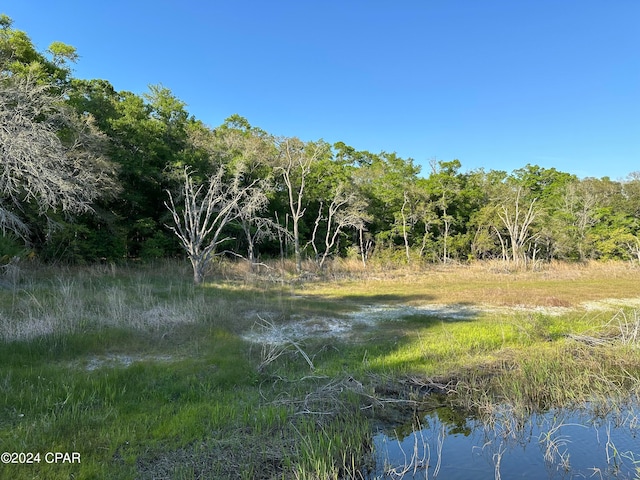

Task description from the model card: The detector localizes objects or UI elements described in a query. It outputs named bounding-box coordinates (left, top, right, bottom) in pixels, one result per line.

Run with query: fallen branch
left=255, top=315, right=315, bottom=371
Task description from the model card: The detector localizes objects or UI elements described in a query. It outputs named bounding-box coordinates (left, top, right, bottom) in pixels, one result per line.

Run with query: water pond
left=371, top=402, right=640, bottom=479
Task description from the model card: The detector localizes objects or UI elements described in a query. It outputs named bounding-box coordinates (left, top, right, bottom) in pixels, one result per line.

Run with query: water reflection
left=371, top=403, right=640, bottom=479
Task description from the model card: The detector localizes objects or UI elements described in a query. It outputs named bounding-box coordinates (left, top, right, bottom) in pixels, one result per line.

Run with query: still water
left=371, top=403, right=640, bottom=479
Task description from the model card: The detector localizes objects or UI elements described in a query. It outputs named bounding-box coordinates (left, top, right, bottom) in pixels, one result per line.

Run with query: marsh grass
left=0, top=262, right=378, bottom=479
left=1, top=260, right=640, bottom=478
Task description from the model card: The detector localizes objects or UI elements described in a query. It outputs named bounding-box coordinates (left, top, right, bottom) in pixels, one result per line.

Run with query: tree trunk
left=247, top=240, right=255, bottom=272
left=359, top=227, right=367, bottom=268
left=275, top=212, right=284, bottom=266
left=494, top=226, right=507, bottom=262
left=293, top=219, right=301, bottom=273
left=401, top=192, right=411, bottom=263
left=443, top=217, right=450, bottom=263
left=191, top=257, right=205, bottom=285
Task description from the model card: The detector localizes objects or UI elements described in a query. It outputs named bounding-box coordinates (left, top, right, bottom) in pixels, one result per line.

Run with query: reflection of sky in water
left=371, top=404, right=640, bottom=479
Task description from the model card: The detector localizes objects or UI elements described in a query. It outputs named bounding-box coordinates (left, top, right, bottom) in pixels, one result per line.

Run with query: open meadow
left=1, top=260, right=639, bottom=479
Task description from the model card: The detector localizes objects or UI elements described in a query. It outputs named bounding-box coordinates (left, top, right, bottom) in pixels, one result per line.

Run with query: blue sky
left=5, top=1, right=639, bottom=179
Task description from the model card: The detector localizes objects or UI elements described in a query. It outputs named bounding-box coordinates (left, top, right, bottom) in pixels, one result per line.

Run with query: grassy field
left=0, top=259, right=639, bottom=479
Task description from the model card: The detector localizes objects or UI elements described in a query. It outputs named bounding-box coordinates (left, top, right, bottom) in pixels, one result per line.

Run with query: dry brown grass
left=285, top=260, right=640, bottom=309
left=141, top=256, right=640, bottom=312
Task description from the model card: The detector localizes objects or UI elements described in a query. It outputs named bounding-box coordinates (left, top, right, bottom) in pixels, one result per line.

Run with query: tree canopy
left=1, top=15, right=639, bottom=273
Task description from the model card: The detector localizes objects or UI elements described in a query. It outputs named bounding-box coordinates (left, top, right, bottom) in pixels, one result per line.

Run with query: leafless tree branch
left=165, top=166, right=265, bottom=284
left=0, top=74, right=117, bottom=239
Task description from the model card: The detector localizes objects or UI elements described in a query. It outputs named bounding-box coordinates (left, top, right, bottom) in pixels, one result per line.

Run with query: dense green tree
left=0, top=14, right=75, bottom=86
left=352, top=151, right=420, bottom=255
left=423, top=159, right=464, bottom=262
left=510, top=164, right=577, bottom=259
left=583, top=176, right=640, bottom=262
left=208, top=116, right=278, bottom=266
left=550, top=179, right=599, bottom=260
left=66, top=81, right=192, bottom=260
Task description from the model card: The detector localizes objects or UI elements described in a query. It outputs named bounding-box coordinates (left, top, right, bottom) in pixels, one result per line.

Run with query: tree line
left=1, top=15, right=639, bottom=281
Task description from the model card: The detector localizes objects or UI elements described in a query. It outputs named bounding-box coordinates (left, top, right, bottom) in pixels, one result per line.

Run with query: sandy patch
left=242, top=299, right=640, bottom=345
left=242, top=304, right=477, bottom=345
left=79, top=354, right=176, bottom=371
left=581, top=298, right=640, bottom=311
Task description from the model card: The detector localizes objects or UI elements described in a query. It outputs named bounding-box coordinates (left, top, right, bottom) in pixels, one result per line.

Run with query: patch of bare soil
left=242, top=298, right=640, bottom=345
left=581, top=297, right=640, bottom=311
left=241, top=304, right=476, bottom=345
left=75, top=354, right=177, bottom=371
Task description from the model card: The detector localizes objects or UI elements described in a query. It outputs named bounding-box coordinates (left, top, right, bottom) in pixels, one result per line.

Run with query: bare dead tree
left=494, top=225, right=508, bottom=261
left=418, top=213, right=438, bottom=259
left=400, top=191, right=411, bottom=263
left=395, top=188, right=436, bottom=263
left=624, top=236, right=640, bottom=264
left=234, top=178, right=287, bottom=270
left=358, top=226, right=374, bottom=268
left=237, top=190, right=270, bottom=268
left=192, top=121, right=281, bottom=271
left=497, top=187, right=539, bottom=265
left=272, top=137, right=328, bottom=273
left=309, top=183, right=369, bottom=270
left=165, top=167, right=258, bottom=284
left=429, top=159, right=461, bottom=264
left=0, top=74, right=116, bottom=239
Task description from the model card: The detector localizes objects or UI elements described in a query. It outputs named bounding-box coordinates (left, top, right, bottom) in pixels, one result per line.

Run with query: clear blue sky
left=5, top=1, right=639, bottom=180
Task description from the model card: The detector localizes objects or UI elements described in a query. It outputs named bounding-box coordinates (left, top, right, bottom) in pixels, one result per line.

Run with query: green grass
left=1, top=260, right=639, bottom=478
